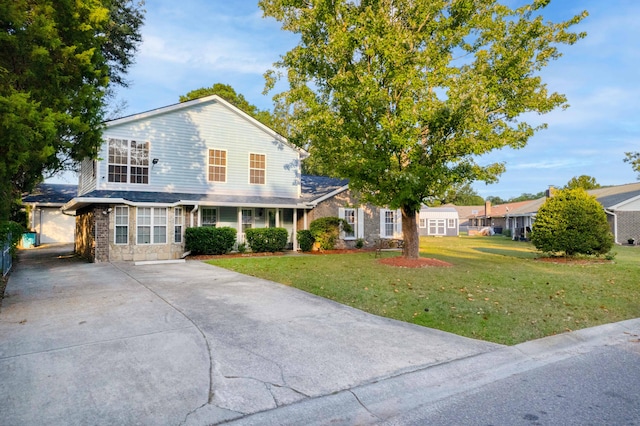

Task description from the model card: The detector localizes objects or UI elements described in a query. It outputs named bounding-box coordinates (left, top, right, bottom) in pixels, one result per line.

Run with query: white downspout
left=605, top=209, right=619, bottom=244
left=183, top=204, right=199, bottom=258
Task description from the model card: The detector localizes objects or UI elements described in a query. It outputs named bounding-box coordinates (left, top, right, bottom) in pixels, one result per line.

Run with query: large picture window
left=208, top=149, right=227, bottom=182
left=249, top=153, right=266, bottom=185
left=108, top=138, right=149, bottom=184
left=137, top=207, right=166, bottom=244
left=115, top=206, right=128, bottom=244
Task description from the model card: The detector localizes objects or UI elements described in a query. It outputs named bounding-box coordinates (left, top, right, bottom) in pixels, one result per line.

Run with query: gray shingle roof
left=22, top=184, right=78, bottom=205
left=27, top=175, right=349, bottom=208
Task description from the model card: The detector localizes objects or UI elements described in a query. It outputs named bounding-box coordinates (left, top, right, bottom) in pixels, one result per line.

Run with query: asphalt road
left=381, top=338, right=640, bottom=426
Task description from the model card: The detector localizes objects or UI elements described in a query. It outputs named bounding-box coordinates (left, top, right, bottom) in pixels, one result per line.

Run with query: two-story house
left=62, top=95, right=320, bottom=262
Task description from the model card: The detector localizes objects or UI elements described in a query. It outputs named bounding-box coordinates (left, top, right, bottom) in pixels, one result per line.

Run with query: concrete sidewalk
left=1, top=244, right=638, bottom=425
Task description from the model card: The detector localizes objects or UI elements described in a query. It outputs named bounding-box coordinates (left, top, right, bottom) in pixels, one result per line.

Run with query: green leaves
left=531, top=188, right=614, bottom=256
left=0, top=0, right=144, bottom=221
left=261, top=0, right=585, bottom=256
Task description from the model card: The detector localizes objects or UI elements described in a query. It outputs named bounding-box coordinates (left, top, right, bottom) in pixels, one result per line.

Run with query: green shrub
left=355, top=238, right=365, bottom=249
left=531, top=188, right=614, bottom=256
left=245, top=228, right=289, bottom=252
left=0, top=221, right=26, bottom=256
left=297, top=229, right=315, bottom=252
left=185, top=226, right=237, bottom=255
left=309, top=217, right=352, bottom=250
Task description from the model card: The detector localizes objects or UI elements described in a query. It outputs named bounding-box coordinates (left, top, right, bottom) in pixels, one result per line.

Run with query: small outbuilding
left=419, top=207, right=459, bottom=237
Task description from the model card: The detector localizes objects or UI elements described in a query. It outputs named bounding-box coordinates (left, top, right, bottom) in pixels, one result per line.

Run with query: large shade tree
left=0, top=0, right=144, bottom=222
left=260, top=0, right=586, bottom=258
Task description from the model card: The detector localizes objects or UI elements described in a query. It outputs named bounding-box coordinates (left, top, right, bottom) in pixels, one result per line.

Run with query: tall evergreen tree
left=0, top=0, right=144, bottom=221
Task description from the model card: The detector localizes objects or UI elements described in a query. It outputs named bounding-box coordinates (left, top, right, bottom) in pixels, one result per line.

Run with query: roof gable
left=105, top=95, right=307, bottom=157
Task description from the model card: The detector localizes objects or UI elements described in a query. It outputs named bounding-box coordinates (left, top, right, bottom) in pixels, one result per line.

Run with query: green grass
left=206, top=236, right=640, bottom=345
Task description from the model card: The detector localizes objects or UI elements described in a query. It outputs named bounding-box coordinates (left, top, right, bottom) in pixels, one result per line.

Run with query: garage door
left=36, top=208, right=75, bottom=243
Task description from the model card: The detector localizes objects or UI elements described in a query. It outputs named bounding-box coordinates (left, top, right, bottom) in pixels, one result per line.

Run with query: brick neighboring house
left=590, top=183, right=640, bottom=244
left=455, top=183, right=640, bottom=244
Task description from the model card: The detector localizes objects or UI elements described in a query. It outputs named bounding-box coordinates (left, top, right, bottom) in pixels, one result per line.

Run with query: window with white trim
left=419, top=218, right=426, bottom=228
left=137, top=207, right=166, bottom=244
left=115, top=206, right=128, bottom=244
left=108, top=138, right=149, bottom=184
left=208, top=149, right=227, bottom=182
left=201, top=207, right=217, bottom=227
left=241, top=209, right=253, bottom=232
left=343, top=208, right=356, bottom=239
left=249, top=153, right=266, bottom=185
left=174, top=207, right=183, bottom=243
left=448, top=218, right=456, bottom=228
left=384, top=210, right=395, bottom=237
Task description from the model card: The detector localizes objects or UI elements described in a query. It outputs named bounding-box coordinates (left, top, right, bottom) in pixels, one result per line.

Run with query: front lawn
left=206, top=236, right=640, bottom=345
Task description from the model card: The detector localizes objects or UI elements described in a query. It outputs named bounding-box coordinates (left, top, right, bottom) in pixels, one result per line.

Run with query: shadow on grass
left=473, top=247, right=537, bottom=259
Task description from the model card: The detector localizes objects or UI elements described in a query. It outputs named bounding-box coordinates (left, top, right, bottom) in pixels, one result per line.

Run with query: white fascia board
left=179, top=199, right=310, bottom=209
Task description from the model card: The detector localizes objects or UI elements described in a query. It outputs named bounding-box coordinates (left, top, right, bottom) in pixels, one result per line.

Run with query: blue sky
left=55, top=0, right=640, bottom=200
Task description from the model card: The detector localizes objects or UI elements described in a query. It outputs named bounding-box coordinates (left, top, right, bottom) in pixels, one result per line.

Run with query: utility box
left=21, top=232, right=37, bottom=248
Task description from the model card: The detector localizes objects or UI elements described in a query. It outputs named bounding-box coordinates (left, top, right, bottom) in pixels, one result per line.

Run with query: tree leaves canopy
left=565, top=175, right=600, bottom=190
left=0, top=0, right=144, bottom=221
left=260, top=0, right=586, bottom=215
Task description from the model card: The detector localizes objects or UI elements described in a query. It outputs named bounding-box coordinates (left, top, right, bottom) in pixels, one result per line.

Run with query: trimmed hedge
left=245, top=227, right=288, bottom=252
left=296, top=229, right=314, bottom=252
left=531, top=188, right=614, bottom=256
left=185, top=226, right=237, bottom=255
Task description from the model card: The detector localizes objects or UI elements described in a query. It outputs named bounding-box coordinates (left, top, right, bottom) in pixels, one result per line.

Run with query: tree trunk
left=401, top=206, right=420, bottom=259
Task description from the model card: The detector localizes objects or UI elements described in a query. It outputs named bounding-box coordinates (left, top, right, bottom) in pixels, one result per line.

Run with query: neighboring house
left=22, top=184, right=78, bottom=244
left=466, top=200, right=536, bottom=235
left=474, top=183, right=640, bottom=244
left=589, top=183, right=640, bottom=244
left=418, top=207, right=459, bottom=237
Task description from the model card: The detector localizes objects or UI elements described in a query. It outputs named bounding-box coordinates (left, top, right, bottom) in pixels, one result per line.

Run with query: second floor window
left=208, top=149, right=226, bottom=182
left=108, top=138, right=149, bottom=184
left=249, top=153, right=266, bottom=185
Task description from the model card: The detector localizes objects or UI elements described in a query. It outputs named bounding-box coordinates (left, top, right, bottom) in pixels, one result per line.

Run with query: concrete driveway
left=4, top=244, right=635, bottom=425
left=0, top=244, right=499, bottom=424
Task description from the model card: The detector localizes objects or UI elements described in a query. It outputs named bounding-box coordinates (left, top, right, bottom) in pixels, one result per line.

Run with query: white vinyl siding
left=115, top=206, right=129, bottom=244
left=137, top=207, right=166, bottom=244
left=98, top=100, right=300, bottom=197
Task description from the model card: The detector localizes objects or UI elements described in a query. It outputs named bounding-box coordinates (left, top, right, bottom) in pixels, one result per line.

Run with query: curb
left=220, top=318, right=640, bottom=426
